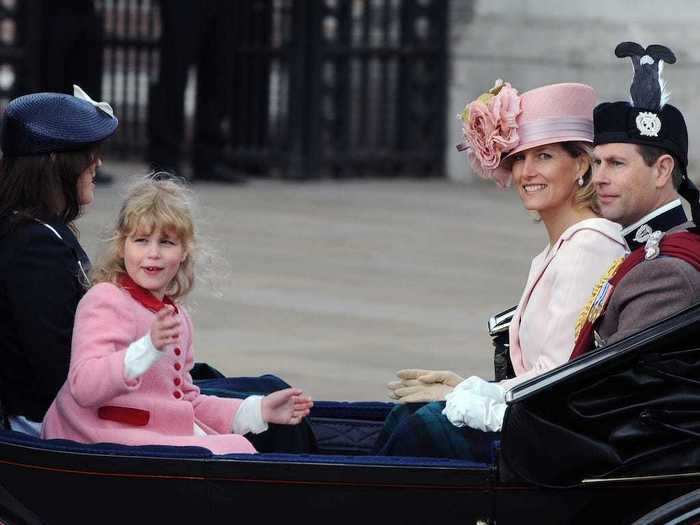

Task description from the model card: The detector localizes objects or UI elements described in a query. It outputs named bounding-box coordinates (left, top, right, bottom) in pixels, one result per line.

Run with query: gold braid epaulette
left=574, top=256, right=626, bottom=339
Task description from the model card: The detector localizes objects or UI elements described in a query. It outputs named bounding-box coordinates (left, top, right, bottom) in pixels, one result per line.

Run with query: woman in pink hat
left=377, top=82, right=626, bottom=459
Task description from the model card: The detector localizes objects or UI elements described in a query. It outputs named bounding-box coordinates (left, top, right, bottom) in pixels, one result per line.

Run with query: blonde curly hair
left=91, top=175, right=196, bottom=301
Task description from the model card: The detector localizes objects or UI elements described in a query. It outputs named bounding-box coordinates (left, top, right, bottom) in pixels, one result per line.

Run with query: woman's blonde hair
left=91, top=175, right=196, bottom=300
left=561, top=141, right=600, bottom=214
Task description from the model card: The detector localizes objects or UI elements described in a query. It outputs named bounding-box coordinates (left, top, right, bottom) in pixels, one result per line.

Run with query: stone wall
left=447, top=0, right=700, bottom=182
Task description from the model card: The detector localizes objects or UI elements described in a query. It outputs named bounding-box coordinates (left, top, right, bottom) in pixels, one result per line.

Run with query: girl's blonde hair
left=91, top=175, right=196, bottom=300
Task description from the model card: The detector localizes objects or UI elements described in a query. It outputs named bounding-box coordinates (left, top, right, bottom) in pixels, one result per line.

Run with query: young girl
left=42, top=177, right=313, bottom=454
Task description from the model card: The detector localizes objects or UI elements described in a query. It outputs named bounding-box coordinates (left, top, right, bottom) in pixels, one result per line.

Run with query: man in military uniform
left=570, top=41, right=700, bottom=357
left=498, top=44, right=700, bottom=489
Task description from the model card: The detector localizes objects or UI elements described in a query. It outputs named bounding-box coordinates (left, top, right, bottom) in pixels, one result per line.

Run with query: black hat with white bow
left=0, top=85, right=118, bottom=157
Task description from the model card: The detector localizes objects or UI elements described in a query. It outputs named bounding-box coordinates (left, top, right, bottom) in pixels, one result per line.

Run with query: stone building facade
left=446, top=0, right=700, bottom=182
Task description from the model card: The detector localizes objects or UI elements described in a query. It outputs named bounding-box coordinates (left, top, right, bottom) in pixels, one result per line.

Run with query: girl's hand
left=261, top=388, right=313, bottom=425
left=150, top=305, right=181, bottom=351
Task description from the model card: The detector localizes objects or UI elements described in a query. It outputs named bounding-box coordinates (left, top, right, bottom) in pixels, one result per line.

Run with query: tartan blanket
left=374, top=402, right=500, bottom=463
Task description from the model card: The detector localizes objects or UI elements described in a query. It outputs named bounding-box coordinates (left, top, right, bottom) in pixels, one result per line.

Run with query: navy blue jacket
left=0, top=217, right=89, bottom=422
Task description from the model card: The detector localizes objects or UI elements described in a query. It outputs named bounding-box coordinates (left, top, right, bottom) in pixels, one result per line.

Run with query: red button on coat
left=174, top=347, right=182, bottom=356
left=174, top=363, right=181, bottom=371
left=173, top=391, right=182, bottom=399
left=174, top=377, right=181, bottom=386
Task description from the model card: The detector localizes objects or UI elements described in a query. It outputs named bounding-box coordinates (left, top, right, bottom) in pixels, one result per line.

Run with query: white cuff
left=232, top=395, right=268, bottom=435
left=124, top=333, right=162, bottom=380
left=193, top=422, right=207, bottom=437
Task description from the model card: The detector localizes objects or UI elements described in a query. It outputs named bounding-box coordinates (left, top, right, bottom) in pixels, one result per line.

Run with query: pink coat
left=501, top=218, right=626, bottom=390
left=41, top=282, right=256, bottom=454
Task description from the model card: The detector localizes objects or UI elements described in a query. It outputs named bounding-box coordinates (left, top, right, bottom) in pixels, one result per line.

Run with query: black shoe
left=193, top=162, right=247, bottom=184
left=94, top=169, right=113, bottom=185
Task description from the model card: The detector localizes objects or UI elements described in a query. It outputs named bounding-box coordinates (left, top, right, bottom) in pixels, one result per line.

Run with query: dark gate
left=13, top=0, right=448, bottom=179
left=285, top=0, right=448, bottom=179
left=0, top=0, right=42, bottom=107
left=226, top=0, right=448, bottom=179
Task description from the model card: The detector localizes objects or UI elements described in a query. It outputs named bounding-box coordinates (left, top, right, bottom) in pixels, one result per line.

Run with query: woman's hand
left=149, top=305, right=181, bottom=350
left=387, top=369, right=464, bottom=403
left=398, top=369, right=464, bottom=387
left=261, top=388, right=313, bottom=425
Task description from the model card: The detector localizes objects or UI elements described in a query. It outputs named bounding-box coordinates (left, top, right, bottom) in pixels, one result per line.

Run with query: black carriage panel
left=500, top=302, right=700, bottom=488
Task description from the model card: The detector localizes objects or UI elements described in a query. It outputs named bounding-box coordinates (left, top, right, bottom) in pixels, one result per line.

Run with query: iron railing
left=11, top=0, right=448, bottom=179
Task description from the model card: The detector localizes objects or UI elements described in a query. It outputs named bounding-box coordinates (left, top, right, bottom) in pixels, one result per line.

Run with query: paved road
left=81, top=162, right=546, bottom=401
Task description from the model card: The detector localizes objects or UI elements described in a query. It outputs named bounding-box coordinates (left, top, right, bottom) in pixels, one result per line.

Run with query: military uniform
left=570, top=201, right=700, bottom=354
left=598, top=205, right=700, bottom=347
left=570, top=41, right=700, bottom=358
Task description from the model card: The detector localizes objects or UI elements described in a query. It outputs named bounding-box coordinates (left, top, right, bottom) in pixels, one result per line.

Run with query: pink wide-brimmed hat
left=457, top=81, right=596, bottom=188
left=504, top=83, right=596, bottom=160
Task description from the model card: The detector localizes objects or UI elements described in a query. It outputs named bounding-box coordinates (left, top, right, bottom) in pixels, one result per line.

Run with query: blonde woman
left=380, top=83, right=626, bottom=459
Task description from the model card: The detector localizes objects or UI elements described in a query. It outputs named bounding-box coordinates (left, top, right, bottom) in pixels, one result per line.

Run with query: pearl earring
left=578, top=176, right=584, bottom=187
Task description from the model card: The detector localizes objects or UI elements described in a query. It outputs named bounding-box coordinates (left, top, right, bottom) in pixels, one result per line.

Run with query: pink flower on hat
left=457, top=80, right=521, bottom=188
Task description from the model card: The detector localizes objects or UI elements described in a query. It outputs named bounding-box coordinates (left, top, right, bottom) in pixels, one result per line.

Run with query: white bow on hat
left=73, top=84, right=114, bottom=118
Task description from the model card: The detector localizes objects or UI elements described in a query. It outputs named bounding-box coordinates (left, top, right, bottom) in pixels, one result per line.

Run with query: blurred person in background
left=146, top=1, right=246, bottom=184
left=39, top=0, right=114, bottom=185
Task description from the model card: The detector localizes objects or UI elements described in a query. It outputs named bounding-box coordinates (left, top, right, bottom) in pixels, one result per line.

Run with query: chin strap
left=679, top=175, right=700, bottom=224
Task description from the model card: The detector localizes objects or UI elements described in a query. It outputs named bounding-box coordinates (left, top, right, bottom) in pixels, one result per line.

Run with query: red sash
left=570, top=231, right=700, bottom=359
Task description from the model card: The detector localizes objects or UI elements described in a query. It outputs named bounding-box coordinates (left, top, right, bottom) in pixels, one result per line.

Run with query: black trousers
left=193, top=369, right=318, bottom=454
left=40, top=1, right=104, bottom=97
left=147, top=0, right=234, bottom=170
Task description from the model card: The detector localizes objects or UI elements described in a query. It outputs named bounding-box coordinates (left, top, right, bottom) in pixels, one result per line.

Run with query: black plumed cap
left=0, top=92, right=118, bottom=157
left=593, top=101, right=688, bottom=175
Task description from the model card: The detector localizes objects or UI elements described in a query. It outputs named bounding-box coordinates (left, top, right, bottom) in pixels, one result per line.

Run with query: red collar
left=117, top=274, right=178, bottom=314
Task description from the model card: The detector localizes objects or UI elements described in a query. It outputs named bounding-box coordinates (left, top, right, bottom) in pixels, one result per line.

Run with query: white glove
left=454, top=376, right=505, bottom=403
left=443, top=389, right=506, bottom=432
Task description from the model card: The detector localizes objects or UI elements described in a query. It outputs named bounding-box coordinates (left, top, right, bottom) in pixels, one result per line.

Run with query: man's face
left=592, top=143, right=659, bottom=227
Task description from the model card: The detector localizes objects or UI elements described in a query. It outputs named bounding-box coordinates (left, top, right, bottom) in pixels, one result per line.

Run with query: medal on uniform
left=587, top=281, right=614, bottom=323
left=574, top=256, right=625, bottom=339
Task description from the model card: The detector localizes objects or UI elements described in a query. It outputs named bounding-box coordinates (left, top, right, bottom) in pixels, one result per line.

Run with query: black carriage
left=2, top=302, right=700, bottom=524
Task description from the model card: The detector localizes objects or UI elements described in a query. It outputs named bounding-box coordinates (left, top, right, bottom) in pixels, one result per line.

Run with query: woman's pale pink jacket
left=501, top=218, right=626, bottom=390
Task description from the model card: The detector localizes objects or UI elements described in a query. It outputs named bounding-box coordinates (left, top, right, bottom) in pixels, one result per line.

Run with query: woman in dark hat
left=0, top=86, right=118, bottom=434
